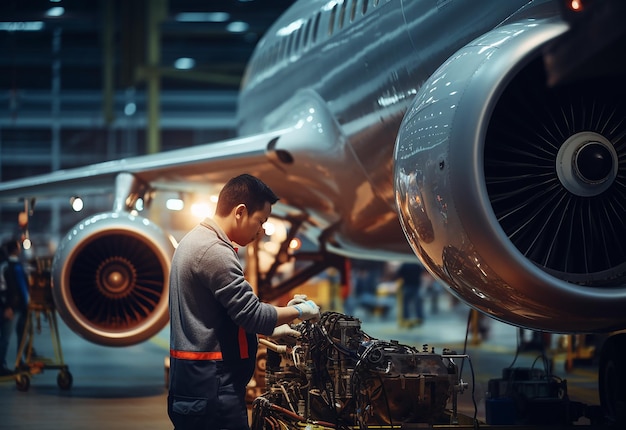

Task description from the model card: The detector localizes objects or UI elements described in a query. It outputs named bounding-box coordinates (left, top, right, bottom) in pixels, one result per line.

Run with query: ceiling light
left=166, top=198, right=184, bottom=211
left=0, top=22, right=44, bottom=32
left=227, top=21, right=249, bottom=33
left=191, top=202, right=215, bottom=218
left=135, top=198, right=144, bottom=211
left=46, top=7, right=65, bottom=17
left=70, top=196, right=83, bottom=212
left=174, top=57, right=195, bottom=70
left=176, top=12, right=230, bottom=22
left=124, top=102, right=136, bottom=116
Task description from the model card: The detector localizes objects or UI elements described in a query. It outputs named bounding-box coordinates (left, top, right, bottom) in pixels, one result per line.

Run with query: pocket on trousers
left=170, top=395, right=209, bottom=416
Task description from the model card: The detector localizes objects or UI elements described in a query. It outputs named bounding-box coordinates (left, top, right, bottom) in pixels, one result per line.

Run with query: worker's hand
left=269, top=324, right=301, bottom=339
left=287, top=294, right=308, bottom=306
left=292, top=299, right=321, bottom=322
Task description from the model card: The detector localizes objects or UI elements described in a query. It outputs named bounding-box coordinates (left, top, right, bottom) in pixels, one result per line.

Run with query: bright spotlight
left=135, top=198, right=144, bottom=211
left=70, top=196, right=83, bottom=212
left=262, top=221, right=276, bottom=236
left=289, top=238, right=301, bottom=250
left=166, top=198, right=184, bottom=211
left=46, top=7, right=65, bottom=17
left=191, top=202, right=215, bottom=219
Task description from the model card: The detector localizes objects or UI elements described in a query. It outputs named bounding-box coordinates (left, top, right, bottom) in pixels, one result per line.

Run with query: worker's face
left=233, top=201, right=271, bottom=246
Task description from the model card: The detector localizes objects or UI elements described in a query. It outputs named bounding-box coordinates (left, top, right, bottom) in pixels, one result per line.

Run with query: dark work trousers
left=0, top=313, right=14, bottom=369
left=168, top=358, right=255, bottom=430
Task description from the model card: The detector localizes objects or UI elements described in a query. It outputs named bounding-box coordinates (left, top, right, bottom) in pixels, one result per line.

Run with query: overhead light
left=262, top=221, right=275, bottom=236
left=46, top=7, right=65, bottom=17
left=0, top=22, right=44, bottom=32
left=568, top=0, right=584, bottom=11
left=191, top=202, right=215, bottom=219
left=135, top=198, right=144, bottom=211
left=124, top=102, right=136, bottom=116
left=174, top=57, right=195, bottom=70
left=70, top=196, right=83, bottom=212
left=289, top=238, right=301, bottom=251
left=227, top=21, right=249, bottom=33
left=176, top=12, right=230, bottom=22
left=166, top=198, right=184, bottom=211
left=124, top=103, right=136, bottom=116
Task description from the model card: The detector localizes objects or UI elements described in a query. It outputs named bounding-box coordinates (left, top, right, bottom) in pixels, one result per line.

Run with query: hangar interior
left=0, top=0, right=620, bottom=429
left=0, top=0, right=294, bottom=246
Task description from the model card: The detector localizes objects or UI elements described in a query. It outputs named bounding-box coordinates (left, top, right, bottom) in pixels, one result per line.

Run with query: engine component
left=486, top=366, right=584, bottom=426
left=51, top=211, right=174, bottom=346
left=251, top=312, right=467, bottom=429
left=394, top=11, right=626, bottom=332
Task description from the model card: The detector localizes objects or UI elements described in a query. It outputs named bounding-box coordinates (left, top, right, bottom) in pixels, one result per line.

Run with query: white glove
left=269, top=324, right=301, bottom=339
left=287, top=294, right=308, bottom=306
left=292, top=299, right=321, bottom=322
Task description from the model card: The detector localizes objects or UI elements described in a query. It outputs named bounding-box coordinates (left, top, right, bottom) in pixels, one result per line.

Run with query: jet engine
left=51, top=211, right=174, bottom=346
left=394, top=16, right=626, bottom=332
left=251, top=312, right=467, bottom=429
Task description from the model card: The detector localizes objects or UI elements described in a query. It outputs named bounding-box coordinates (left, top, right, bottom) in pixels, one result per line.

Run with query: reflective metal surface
left=53, top=211, right=174, bottom=346
left=394, top=6, right=626, bottom=332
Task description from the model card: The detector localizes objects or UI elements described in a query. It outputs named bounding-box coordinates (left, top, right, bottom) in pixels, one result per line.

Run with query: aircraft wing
left=0, top=128, right=291, bottom=202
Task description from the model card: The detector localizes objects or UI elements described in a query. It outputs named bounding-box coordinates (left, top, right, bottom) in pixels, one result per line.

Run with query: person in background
left=0, top=243, right=12, bottom=376
left=396, top=262, right=425, bottom=327
left=344, top=259, right=384, bottom=318
left=422, top=271, right=443, bottom=314
left=168, top=174, right=321, bottom=430
left=0, top=239, right=30, bottom=372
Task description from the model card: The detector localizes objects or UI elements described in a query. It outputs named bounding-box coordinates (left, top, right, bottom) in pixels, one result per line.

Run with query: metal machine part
left=251, top=312, right=468, bottom=429
left=486, top=366, right=586, bottom=426
left=51, top=211, right=174, bottom=346
left=394, top=12, right=626, bottom=333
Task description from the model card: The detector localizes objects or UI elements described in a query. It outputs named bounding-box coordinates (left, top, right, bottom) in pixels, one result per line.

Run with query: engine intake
left=394, top=17, right=626, bottom=332
left=52, top=211, right=174, bottom=346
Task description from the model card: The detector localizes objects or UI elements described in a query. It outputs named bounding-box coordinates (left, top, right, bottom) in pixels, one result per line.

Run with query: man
left=0, top=239, right=30, bottom=374
left=0, top=244, right=12, bottom=376
left=397, top=262, right=425, bottom=327
left=168, top=174, right=320, bottom=430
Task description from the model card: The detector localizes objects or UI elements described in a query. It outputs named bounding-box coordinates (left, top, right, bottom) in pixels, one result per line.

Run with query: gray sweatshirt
left=169, top=217, right=277, bottom=361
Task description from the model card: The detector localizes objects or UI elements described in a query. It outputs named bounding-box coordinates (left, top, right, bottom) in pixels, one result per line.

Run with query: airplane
left=1, top=0, right=625, bottom=421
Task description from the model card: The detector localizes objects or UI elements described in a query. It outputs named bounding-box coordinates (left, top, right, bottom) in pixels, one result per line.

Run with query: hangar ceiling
left=0, top=0, right=295, bottom=243
left=0, top=0, right=294, bottom=180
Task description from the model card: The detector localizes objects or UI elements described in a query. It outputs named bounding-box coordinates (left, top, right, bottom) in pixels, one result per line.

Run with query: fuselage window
left=339, top=0, right=347, bottom=30
left=350, top=0, right=357, bottom=22
left=279, top=36, right=287, bottom=62
left=287, top=32, right=295, bottom=58
left=328, top=3, right=337, bottom=36
left=302, top=18, right=311, bottom=51
left=312, top=12, right=321, bottom=43
left=294, top=26, right=302, bottom=56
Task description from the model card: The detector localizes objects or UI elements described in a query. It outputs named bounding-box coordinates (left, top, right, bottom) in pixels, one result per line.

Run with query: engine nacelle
left=52, top=211, right=174, bottom=346
left=394, top=16, right=626, bottom=332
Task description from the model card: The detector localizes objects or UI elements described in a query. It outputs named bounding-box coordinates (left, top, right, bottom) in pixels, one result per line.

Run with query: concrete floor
left=0, top=294, right=600, bottom=429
